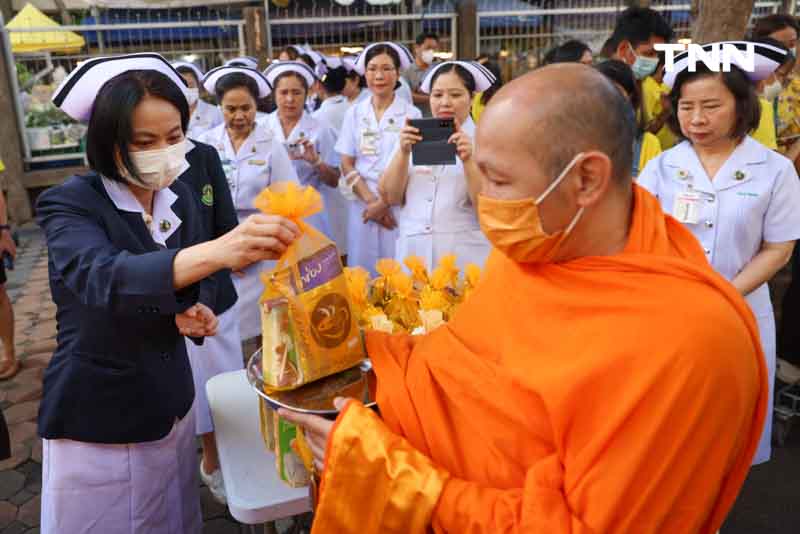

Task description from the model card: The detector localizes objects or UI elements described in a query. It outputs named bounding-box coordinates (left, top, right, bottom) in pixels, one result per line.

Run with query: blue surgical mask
left=630, top=44, right=658, bottom=80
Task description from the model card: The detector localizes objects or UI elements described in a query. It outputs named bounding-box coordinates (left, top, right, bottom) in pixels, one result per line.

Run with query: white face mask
left=125, top=140, right=187, bottom=191
left=421, top=49, right=436, bottom=65
left=629, top=44, right=658, bottom=80
left=186, top=88, right=200, bottom=106
left=763, top=79, right=783, bottom=102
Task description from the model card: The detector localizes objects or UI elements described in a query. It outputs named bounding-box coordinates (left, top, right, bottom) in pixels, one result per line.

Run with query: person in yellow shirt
left=596, top=60, right=661, bottom=178
left=751, top=38, right=795, bottom=151
left=641, top=54, right=678, bottom=150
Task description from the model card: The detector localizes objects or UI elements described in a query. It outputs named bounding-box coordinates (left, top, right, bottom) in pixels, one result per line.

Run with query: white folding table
left=207, top=370, right=311, bottom=531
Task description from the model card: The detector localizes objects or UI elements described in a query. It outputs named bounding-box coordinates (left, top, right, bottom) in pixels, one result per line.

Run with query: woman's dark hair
left=595, top=59, right=640, bottom=110
left=752, top=14, right=800, bottom=39
left=174, top=66, right=199, bottom=87
left=274, top=71, right=309, bottom=95
left=543, top=40, right=591, bottom=65
left=480, top=60, right=503, bottom=106
left=428, top=63, right=476, bottom=94
left=298, top=53, right=316, bottom=70
left=364, top=44, right=402, bottom=70
left=667, top=64, right=761, bottom=142
left=283, top=46, right=301, bottom=60
left=87, top=70, right=189, bottom=184
left=322, top=66, right=347, bottom=94
left=214, top=72, right=260, bottom=102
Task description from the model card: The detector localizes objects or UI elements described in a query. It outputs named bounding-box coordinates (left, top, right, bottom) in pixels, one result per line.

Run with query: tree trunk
left=0, top=26, right=33, bottom=223
left=692, top=0, right=756, bottom=43
left=52, top=0, right=73, bottom=26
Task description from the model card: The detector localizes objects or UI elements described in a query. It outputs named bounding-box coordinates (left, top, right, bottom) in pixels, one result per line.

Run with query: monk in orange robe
left=281, top=64, right=767, bottom=533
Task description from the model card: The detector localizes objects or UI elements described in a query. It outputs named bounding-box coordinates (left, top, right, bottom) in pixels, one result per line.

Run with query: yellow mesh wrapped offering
left=256, top=182, right=366, bottom=391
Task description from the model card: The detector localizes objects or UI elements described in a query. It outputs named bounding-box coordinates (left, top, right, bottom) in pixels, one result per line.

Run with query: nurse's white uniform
left=394, top=117, right=490, bottom=270
left=186, top=100, right=223, bottom=140
left=313, top=95, right=352, bottom=254
left=265, top=110, right=340, bottom=242
left=336, top=93, right=421, bottom=274
left=313, top=94, right=351, bottom=134
left=638, top=136, right=800, bottom=465
left=197, top=123, right=299, bottom=341
left=42, top=178, right=201, bottom=534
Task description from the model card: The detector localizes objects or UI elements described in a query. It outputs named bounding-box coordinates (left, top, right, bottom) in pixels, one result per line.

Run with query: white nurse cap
left=171, top=61, right=204, bottom=82
left=203, top=66, right=272, bottom=99
left=52, top=52, right=190, bottom=122
left=419, top=60, right=497, bottom=94
left=263, top=61, right=317, bottom=89
left=224, top=56, right=259, bottom=70
left=663, top=40, right=789, bottom=89
left=352, top=42, right=414, bottom=75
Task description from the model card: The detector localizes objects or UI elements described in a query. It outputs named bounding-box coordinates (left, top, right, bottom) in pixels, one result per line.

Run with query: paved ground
left=0, top=225, right=795, bottom=533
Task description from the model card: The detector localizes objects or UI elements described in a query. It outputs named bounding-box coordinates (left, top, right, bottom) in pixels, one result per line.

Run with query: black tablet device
left=409, top=117, right=457, bottom=165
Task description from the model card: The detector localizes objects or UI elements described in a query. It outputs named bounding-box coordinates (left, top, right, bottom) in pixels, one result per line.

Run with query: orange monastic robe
left=312, top=185, right=766, bottom=534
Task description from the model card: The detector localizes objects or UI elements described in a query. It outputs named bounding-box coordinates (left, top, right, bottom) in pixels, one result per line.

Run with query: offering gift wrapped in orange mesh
left=256, top=182, right=366, bottom=391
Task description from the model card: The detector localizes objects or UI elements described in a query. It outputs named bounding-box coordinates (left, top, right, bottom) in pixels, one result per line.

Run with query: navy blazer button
left=161, top=352, right=170, bottom=361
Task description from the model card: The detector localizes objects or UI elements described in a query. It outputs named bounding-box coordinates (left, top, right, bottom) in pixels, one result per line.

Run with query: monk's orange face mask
left=478, top=153, right=585, bottom=263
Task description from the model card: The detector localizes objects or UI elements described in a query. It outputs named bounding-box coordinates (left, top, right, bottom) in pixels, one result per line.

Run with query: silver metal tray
left=246, top=349, right=376, bottom=416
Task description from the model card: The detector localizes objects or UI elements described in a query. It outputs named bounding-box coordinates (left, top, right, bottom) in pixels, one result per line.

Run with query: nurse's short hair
left=87, top=70, right=190, bottom=185
left=667, top=65, right=761, bottom=142
left=214, top=72, right=260, bottom=103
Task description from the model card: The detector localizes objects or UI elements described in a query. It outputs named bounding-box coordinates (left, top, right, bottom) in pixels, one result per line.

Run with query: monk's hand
left=279, top=398, right=352, bottom=472
left=218, top=214, right=301, bottom=270
left=399, top=119, right=423, bottom=154
left=449, top=123, right=474, bottom=163
left=176, top=303, right=218, bottom=337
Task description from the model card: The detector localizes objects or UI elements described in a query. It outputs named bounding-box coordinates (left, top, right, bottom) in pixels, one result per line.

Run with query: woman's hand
left=176, top=303, right=219, bottom=337
left=399, top=120, right=423, bottom=155
left=217, top=214, right=301, bottom=271
left=449, top=121, right=474, bottom=163
left=298, top=138, right=321, bottom=166
left=279, top=398, right=351, bottom=472
left=362, top=197, right=396, bottom=229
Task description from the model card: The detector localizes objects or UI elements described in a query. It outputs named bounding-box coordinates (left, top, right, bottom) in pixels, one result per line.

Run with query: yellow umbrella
left=6, top=3, right=85, bottom=54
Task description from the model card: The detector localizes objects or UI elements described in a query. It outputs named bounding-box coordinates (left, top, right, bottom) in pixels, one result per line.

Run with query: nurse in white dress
left=638, top=41, right=800, bottom=465
left=198, top=66, right=300, bottom=342
left=172, top=61, right=223, bottom=139
left=380, top=61, right=494, bottom=270
left=313, top=58, right=352, bottom=133
left=336, top=42, right=422, bottom=274
left=263, top=61, right=341, bottom=240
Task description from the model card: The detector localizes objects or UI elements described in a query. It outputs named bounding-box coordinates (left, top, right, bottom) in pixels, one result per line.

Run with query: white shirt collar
left=101, top=177, right=182, bottom=247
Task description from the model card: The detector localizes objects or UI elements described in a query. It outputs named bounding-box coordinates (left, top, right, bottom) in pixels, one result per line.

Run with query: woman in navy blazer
left=36, top=55, right=299, bottom=534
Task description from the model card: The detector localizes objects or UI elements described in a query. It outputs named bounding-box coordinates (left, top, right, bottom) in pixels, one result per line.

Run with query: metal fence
left=265, top=0, right=458, bottom=59
left=4, top=6, right=247, bottom=164
left=476, top=0, right=785, bottom=61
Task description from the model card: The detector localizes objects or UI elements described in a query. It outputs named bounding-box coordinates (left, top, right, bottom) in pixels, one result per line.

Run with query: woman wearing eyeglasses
left=336, top=42, right=422, bottom=274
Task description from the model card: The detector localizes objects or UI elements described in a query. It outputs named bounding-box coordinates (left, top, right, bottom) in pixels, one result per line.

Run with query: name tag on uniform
left=360, top=129, right=379, bottom=156
left=672, top=191, right=700, bottom=224
left=249, top=159, right=266, bottom=166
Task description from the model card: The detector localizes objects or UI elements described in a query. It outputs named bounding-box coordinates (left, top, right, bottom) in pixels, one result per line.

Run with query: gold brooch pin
left=734, top=170, right=746, bottom=181
left=159, top=220, right=172, bottom=233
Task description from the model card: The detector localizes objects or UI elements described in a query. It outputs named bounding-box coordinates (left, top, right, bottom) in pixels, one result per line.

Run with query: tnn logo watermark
left=654, top=43, right=756, bottom=73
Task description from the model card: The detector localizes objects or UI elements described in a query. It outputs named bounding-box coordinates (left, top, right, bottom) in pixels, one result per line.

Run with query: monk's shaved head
left=481, top=63, right=635, bottom=184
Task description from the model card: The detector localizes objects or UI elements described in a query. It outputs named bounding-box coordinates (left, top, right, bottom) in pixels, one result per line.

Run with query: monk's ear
left=573, top=151, right=612, bottom=208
